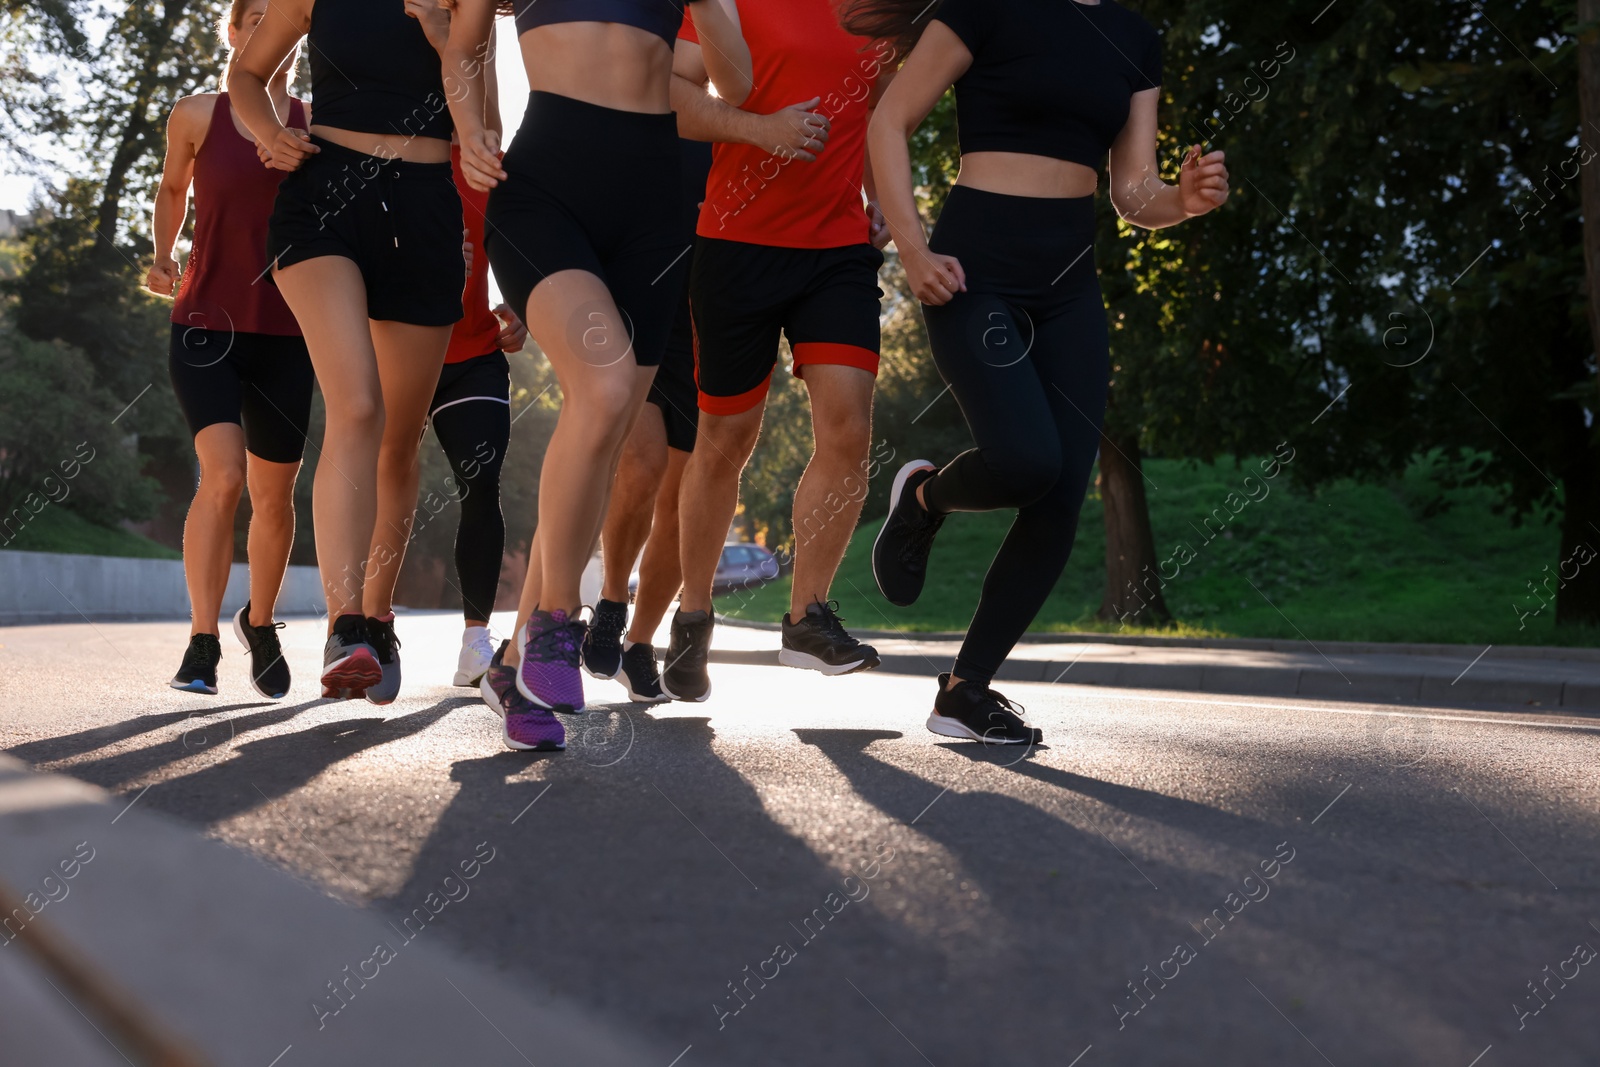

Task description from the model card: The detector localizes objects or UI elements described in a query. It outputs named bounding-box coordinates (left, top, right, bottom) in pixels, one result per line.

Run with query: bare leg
left=600, top=403, right=669, bottom=603
left=244, top=454, right=302, bottom=625
left=505, top=270, right=656, bottom=665
left=628, top=445, right=690, bottom=643
left=362, top=320, right=453, bottom=618
left=273, top=257, right=384, bottom=625
left=184, top=423, right=247, bottom=636
left=677, top=405, right=764, bottom=614
left=788, top=365, right=874, bottom=617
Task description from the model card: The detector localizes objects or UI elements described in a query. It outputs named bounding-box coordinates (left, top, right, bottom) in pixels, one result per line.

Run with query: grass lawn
left=715, top=456, right=1600, bottom=648
left=2, top=505, right=181, bottom=560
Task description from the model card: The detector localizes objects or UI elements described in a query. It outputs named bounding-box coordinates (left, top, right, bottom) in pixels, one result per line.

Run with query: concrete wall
left=0, top=549, right=324, bottom=624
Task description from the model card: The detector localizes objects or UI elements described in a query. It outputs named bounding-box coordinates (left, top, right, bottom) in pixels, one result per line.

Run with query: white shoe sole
left=779, top=648, right=871, bottom=676
left=622, top=681, right=671, bottom=704
left=232, top=607, right=287, bottom=700
left=454, top=667, right=489, bottom=687
left=480, top=674, right=505, bottom=717
left=925, top=710, right=1035, bottom=745
left=872, top=459, right=935, bottom=603
left=583, top=663, right=621, bottom=681
left=658, top=677, right=711, bottom=702
left=169, top=679, right=217, bottom=696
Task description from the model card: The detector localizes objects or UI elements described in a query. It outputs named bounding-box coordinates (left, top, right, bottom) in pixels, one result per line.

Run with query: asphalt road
left=2, top=614, right=1597, bottom=1067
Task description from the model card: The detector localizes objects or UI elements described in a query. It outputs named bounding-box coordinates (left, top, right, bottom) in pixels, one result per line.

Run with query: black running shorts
left=167, top=324, right=314, bottom=464
left=266, top=138, right=465, bottom=327
left=689, top=239, right=884, bottom=415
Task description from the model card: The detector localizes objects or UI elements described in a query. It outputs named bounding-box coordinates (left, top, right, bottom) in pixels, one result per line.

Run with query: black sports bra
left=308, top=0, right=453, bottom=141
left=513, top=0, right=686, bottom=47
left=934, top=0, right=1161, bottom=168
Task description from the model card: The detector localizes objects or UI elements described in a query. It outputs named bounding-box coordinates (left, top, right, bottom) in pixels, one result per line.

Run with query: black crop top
left=513, top=0, right=686, bottom=47
left=934, top=0, right=1161, bottom=168
left=308, top=0, right=453, bottom=141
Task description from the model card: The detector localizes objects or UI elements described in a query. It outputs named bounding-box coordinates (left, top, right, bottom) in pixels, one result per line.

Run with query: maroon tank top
left=171, top=93, right=306, bottom=336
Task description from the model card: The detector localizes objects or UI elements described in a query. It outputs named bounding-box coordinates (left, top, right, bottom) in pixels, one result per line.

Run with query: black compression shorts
left=167, top=324, right=314, bottom=464
left=485, top=92, right=686, bottom=369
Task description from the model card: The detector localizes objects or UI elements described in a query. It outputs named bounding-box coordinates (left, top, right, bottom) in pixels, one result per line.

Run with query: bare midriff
left=519, top=22, right=675, bottom=114
left=955, top=152, right=1099, bottom=199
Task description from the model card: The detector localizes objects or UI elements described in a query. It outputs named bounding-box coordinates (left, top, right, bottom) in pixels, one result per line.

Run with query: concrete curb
left=712, top=613, right=1600, bottom=662
left=704, top=647, right=1600, bottom=712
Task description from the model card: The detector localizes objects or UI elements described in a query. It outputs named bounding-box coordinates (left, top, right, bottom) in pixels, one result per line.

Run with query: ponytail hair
left=838, top=0, right=939, bottom=57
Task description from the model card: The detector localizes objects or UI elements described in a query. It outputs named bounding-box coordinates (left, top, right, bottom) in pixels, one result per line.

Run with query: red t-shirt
left=681, top=2, right=888, bottom=249
left=447, top=143, right=502, bottom=364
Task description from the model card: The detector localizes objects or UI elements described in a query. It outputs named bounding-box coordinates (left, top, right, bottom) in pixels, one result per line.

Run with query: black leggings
left=429, top=354, right=511, bottom=622
left=920, top=186, right=1109, bottom=686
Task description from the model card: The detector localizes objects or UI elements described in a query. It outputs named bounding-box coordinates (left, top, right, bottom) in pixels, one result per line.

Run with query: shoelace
left=899, top=513, right=945, bottom=572
left=589, top=605, right=624, bottom=656
left=529, top=619, right=582, bottom=667
left=809, top=600, right=861, bottom=647
left=185, top=634, right=222, bottom=669
left=671, top=620, right=710, bottom=672
left=978, top=687, right=1032, bottom=733
left=628, top=643, right=663, bottom=683
left=253, top=620, right=286, bottom=657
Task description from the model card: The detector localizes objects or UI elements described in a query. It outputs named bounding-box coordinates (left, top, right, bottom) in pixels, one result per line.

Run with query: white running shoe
left=453, top=625, right=496, bottom=686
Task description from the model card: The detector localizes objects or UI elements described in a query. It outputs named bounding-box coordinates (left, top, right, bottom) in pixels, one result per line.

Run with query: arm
left=865, top=21, right=970, bottom=303
left=440, top=0, right=506, bottom=190
left=227, top=0, right=317, bottom=170
left=684, top=0, right=752, bottom=106
left=1107, top=91, right=1229, bottom=229
left=146, top=97, right=206, bottom=296
left=484, top=28, right=502, bottom=139
left=670, top=38, right=830, bottom=161
left=861, top=68, right=893, bottom=249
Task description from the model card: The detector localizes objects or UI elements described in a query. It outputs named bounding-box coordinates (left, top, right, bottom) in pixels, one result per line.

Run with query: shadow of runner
left=24, top=699, right=320, bottom=792
left=6, top=702, right=275, bottom=765
left=128, top=698, right=468, bottom=826
left=374, top=710, right=943, bottom=1067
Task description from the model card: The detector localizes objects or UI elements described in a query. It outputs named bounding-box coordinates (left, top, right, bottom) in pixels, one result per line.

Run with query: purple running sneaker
left=480, top=640, right=565, bottom=751
left=514, top=609, right=587, bottom=713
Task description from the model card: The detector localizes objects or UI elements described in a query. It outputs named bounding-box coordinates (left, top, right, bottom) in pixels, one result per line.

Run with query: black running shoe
left=928, top=673, right=1043, bottom=745
left=780, top=600, right=880, bottom=675
left=872, top=460, right=945, bottom=607
left=582, top=598, right=628, bottom=680
left=618, top=641, right=670, bottom=703
left=233, top=602, right=290, bottom=699
left=661, top=609, right=713, bottom=702
left=170, top=633, right=222, bottom=695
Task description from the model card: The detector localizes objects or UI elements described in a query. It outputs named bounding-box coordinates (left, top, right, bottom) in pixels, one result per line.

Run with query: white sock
left=463, top=625, right=490, bottom=645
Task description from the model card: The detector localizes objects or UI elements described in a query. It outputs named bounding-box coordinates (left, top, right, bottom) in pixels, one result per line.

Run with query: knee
left=334, top=392, right=385, bottom=437
left=984, top=446, right=1062, bottom=506
left=813, top=405, right=871, bottom=460
left=200, top=460, right=246, bottom=501
left=699, top=415, right=761, bottom=469
left=250, top=485, right=295, bottom=522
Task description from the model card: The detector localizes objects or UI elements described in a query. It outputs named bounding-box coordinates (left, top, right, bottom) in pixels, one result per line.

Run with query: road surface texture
left=2, top=613, right=1597, bottom=1067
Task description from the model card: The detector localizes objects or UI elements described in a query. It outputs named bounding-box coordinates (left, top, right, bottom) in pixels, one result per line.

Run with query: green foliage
left=0, top=310, right=159, bottom=530
left=1, top=502, right=179, bottom=559
left=718, top=454, right=1595, bottom=647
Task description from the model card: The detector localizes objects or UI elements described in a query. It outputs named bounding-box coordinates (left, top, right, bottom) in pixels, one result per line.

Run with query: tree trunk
left=1565, top=0, right=1600, bottom=626
left=1096, top=429, right=1172, bottom=626
left=93, top=0, right=192, bottom=250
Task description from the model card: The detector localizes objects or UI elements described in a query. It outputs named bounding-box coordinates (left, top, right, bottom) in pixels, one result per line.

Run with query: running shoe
left=321, top=614, right=381, bottom=698
left=514, top=609, right=586, bottom=713
left=927, top=673, right=1043, bottom=745
left=618, top=641, right=670, bottom=703
left=363, top=613, right=402, bottom=706
left=453, top=625, right=496, bottom=687
left=232, top=602, right=290, bottom=699
left=661, top=609, right=713, bottom=702
left=872, top=460, right=946, bottom=607
left=169, top=633, right=222, bottom=695
left=581, top=598, right=628, bottom=679
left=780, top=600, right=880, bottom=675
left=481, top=641, right=565, bottom=751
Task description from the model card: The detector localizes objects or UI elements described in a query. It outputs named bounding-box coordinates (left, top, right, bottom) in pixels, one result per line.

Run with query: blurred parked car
left=629, top=541, right=779, bottom=599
